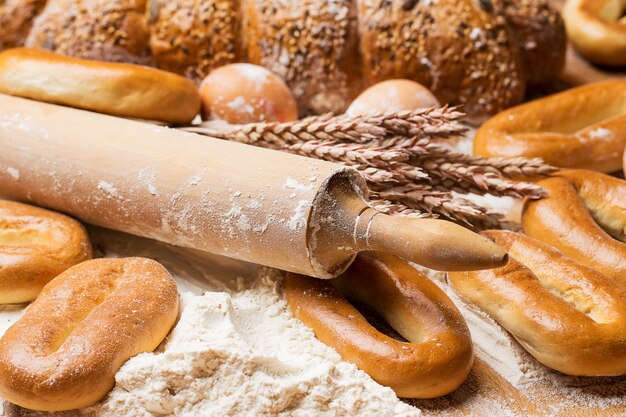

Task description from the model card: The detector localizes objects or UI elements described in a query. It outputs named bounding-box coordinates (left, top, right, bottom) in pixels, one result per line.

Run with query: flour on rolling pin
left=0, top=94, right=506, bottom=277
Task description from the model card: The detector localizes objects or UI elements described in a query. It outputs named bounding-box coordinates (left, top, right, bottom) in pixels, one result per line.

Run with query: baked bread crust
left=25, top=0, right=150, bottom=64
left=0, top=200, right=92, bottom=304
left=284, top=252, right=473, bottom=398
left=0, top=48, right=201, bottom=123
left=0, top=257, right=179, bottom=411
left=0, top=0, right=47, bottom=50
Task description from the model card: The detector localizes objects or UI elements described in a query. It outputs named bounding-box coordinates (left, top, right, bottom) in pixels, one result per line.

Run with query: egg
left=199, top=63, right=298, bottom=124
left=347, top=79, right=440, bottom=116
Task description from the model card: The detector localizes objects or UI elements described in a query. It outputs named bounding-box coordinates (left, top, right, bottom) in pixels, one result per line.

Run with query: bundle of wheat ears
left=181, top=108, right=555, bottom=230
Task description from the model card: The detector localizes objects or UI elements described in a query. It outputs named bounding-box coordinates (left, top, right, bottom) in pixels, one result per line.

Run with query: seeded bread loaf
left=0, top=0, right=47, bottom=50
left=13, top=0, right=564, bottom=119
left=25, top=0, right=150, bottom=64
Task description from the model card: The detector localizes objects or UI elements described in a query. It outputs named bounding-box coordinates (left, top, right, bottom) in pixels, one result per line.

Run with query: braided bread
left=12, top=0, right=564, bottom=119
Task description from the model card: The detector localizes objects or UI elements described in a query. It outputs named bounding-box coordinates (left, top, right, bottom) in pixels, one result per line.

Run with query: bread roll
left=25, top=0, right=151, bottom=64
left=146, top=0, right=242, bottom=83
left=0, top=0, right=47, bottom=50
left=0, top=48, right=201, bottom=123
left=284, top=252, right=473, bottom=398
left=346, top=79, right=440, bottom=116
left=0, top=200, right=91, bottom=304
left=27, top=0, right=564, bottom=119
left=0, top=257, right=179, bottom=411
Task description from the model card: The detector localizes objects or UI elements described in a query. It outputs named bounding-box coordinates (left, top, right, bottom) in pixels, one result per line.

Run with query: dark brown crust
left=147, top=0, right=243, bottom=84
left=244, top=0, right=362, bottom=115
left=25, top=0, right=150, bottom=65
left=492, top=0, right=566, bottom=85
left=0, top=0, right=48, bottom=50
left=356, top=0, right=526, bottom=120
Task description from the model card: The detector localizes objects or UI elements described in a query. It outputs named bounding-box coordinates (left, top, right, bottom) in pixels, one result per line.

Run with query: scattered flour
left=97, top=181, right=118, bottom=197
left=0, top=228, right=419, bottom=417
left=5, top=168, right=19, bottom=181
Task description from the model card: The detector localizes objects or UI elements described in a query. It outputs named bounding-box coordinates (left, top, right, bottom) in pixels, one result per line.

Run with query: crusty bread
left=0, top=257, right=179, bottom=411
left=449, top=230, right=626, bottom=376
left=147, top=0, right=243, bottom=84
left=492, top=0, right=566, bottom=85
left=0, top=0, right=47, bottom=50
left=30, top=0, right=564, bottom=119
left=25, top=0, right=151, bottom=64
left=284, top=252, right=473, bottom=398
left=0, top=48, right=201, bottom=123
left=522, top=170, right=626, bottom=281
left=474, top=80, right=626, bottom=172
left=0, top=200, right=92, bottom=304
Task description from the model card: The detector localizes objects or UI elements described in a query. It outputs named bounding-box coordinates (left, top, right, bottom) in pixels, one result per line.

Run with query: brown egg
left=199, top=64, right=298, bottom=124
left=347, top=79, right=440, bottom=116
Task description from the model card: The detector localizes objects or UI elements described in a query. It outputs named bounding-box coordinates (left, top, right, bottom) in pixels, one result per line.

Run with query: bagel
left=0, top=257, right=179, bottom=411
left=474, top=80, right=626, bottom=173
left=522, top=169, right=626, bottom=281
left=563, top=0, right=626, bottom=67
left=0, top=48, right=201, bottom=123
left=448, top=230, right=626, bottom=376
left=283, top=252, right=473, bottom=399
left=0, top=200, right=92, bottom=304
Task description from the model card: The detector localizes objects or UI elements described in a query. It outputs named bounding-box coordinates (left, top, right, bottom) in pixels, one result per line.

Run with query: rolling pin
left=0, top=94, right=506, bottom=278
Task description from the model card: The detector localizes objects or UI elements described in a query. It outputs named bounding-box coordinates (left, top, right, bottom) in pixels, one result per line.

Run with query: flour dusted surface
left=0, top=228, right=419, bottom=417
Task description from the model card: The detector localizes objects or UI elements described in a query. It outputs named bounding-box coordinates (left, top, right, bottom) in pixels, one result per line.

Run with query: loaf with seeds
left=17, top=0, right=564, bottom=119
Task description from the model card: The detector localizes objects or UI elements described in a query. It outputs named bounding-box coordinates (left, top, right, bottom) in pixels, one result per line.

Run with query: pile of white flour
left=0, top=228, right=419, bottom=417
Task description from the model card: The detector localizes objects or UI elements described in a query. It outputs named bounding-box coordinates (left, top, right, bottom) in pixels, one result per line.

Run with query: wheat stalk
left=180, top=110, right=554, bottom=229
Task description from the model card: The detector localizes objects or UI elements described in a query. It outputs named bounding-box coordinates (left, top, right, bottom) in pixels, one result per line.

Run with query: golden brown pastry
left=284, top=252, right=473, bottom=398
left=0, top=200, right=91, bottom=304
left=0, top=257, right=179, bottom=411
left=563, top=0, right=626, bottom=67
left=474, top=80, right=626, bottom=172
left=0, top=0, right=47, bottom=50
left=25, top=0, right=150, bottom=64
left=0, top=48, right=201, bottom=123
left=449, top=230, right=626, bottom=376
left=522, top=169, right=626, bottom=281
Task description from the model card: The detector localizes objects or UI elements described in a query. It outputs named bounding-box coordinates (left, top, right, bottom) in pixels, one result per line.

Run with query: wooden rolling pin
left=0, top=94, right=506, bottom=278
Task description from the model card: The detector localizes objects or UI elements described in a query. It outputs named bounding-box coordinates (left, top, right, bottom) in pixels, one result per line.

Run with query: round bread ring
left=448, top=230, right=626, bottom=376
left=0, top=48, right=201, bottom=124
left=283, top=252, right=473, bottom=399
left=0, top=257, right=179, bottom=411
left=0, top=200, right=92, bottom=304
left=474, top=80, right=626, bottom=173
left=563, top=0, right=626, bottom=67
left=522, top=169, right=626, bottom=281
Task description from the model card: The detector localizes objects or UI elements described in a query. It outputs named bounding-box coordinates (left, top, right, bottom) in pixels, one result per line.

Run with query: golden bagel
left=284, top=252, right=473, bottom=399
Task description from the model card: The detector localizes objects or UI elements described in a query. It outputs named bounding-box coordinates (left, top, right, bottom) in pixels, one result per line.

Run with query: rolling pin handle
left=353, top=207, right=508, bottom=271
